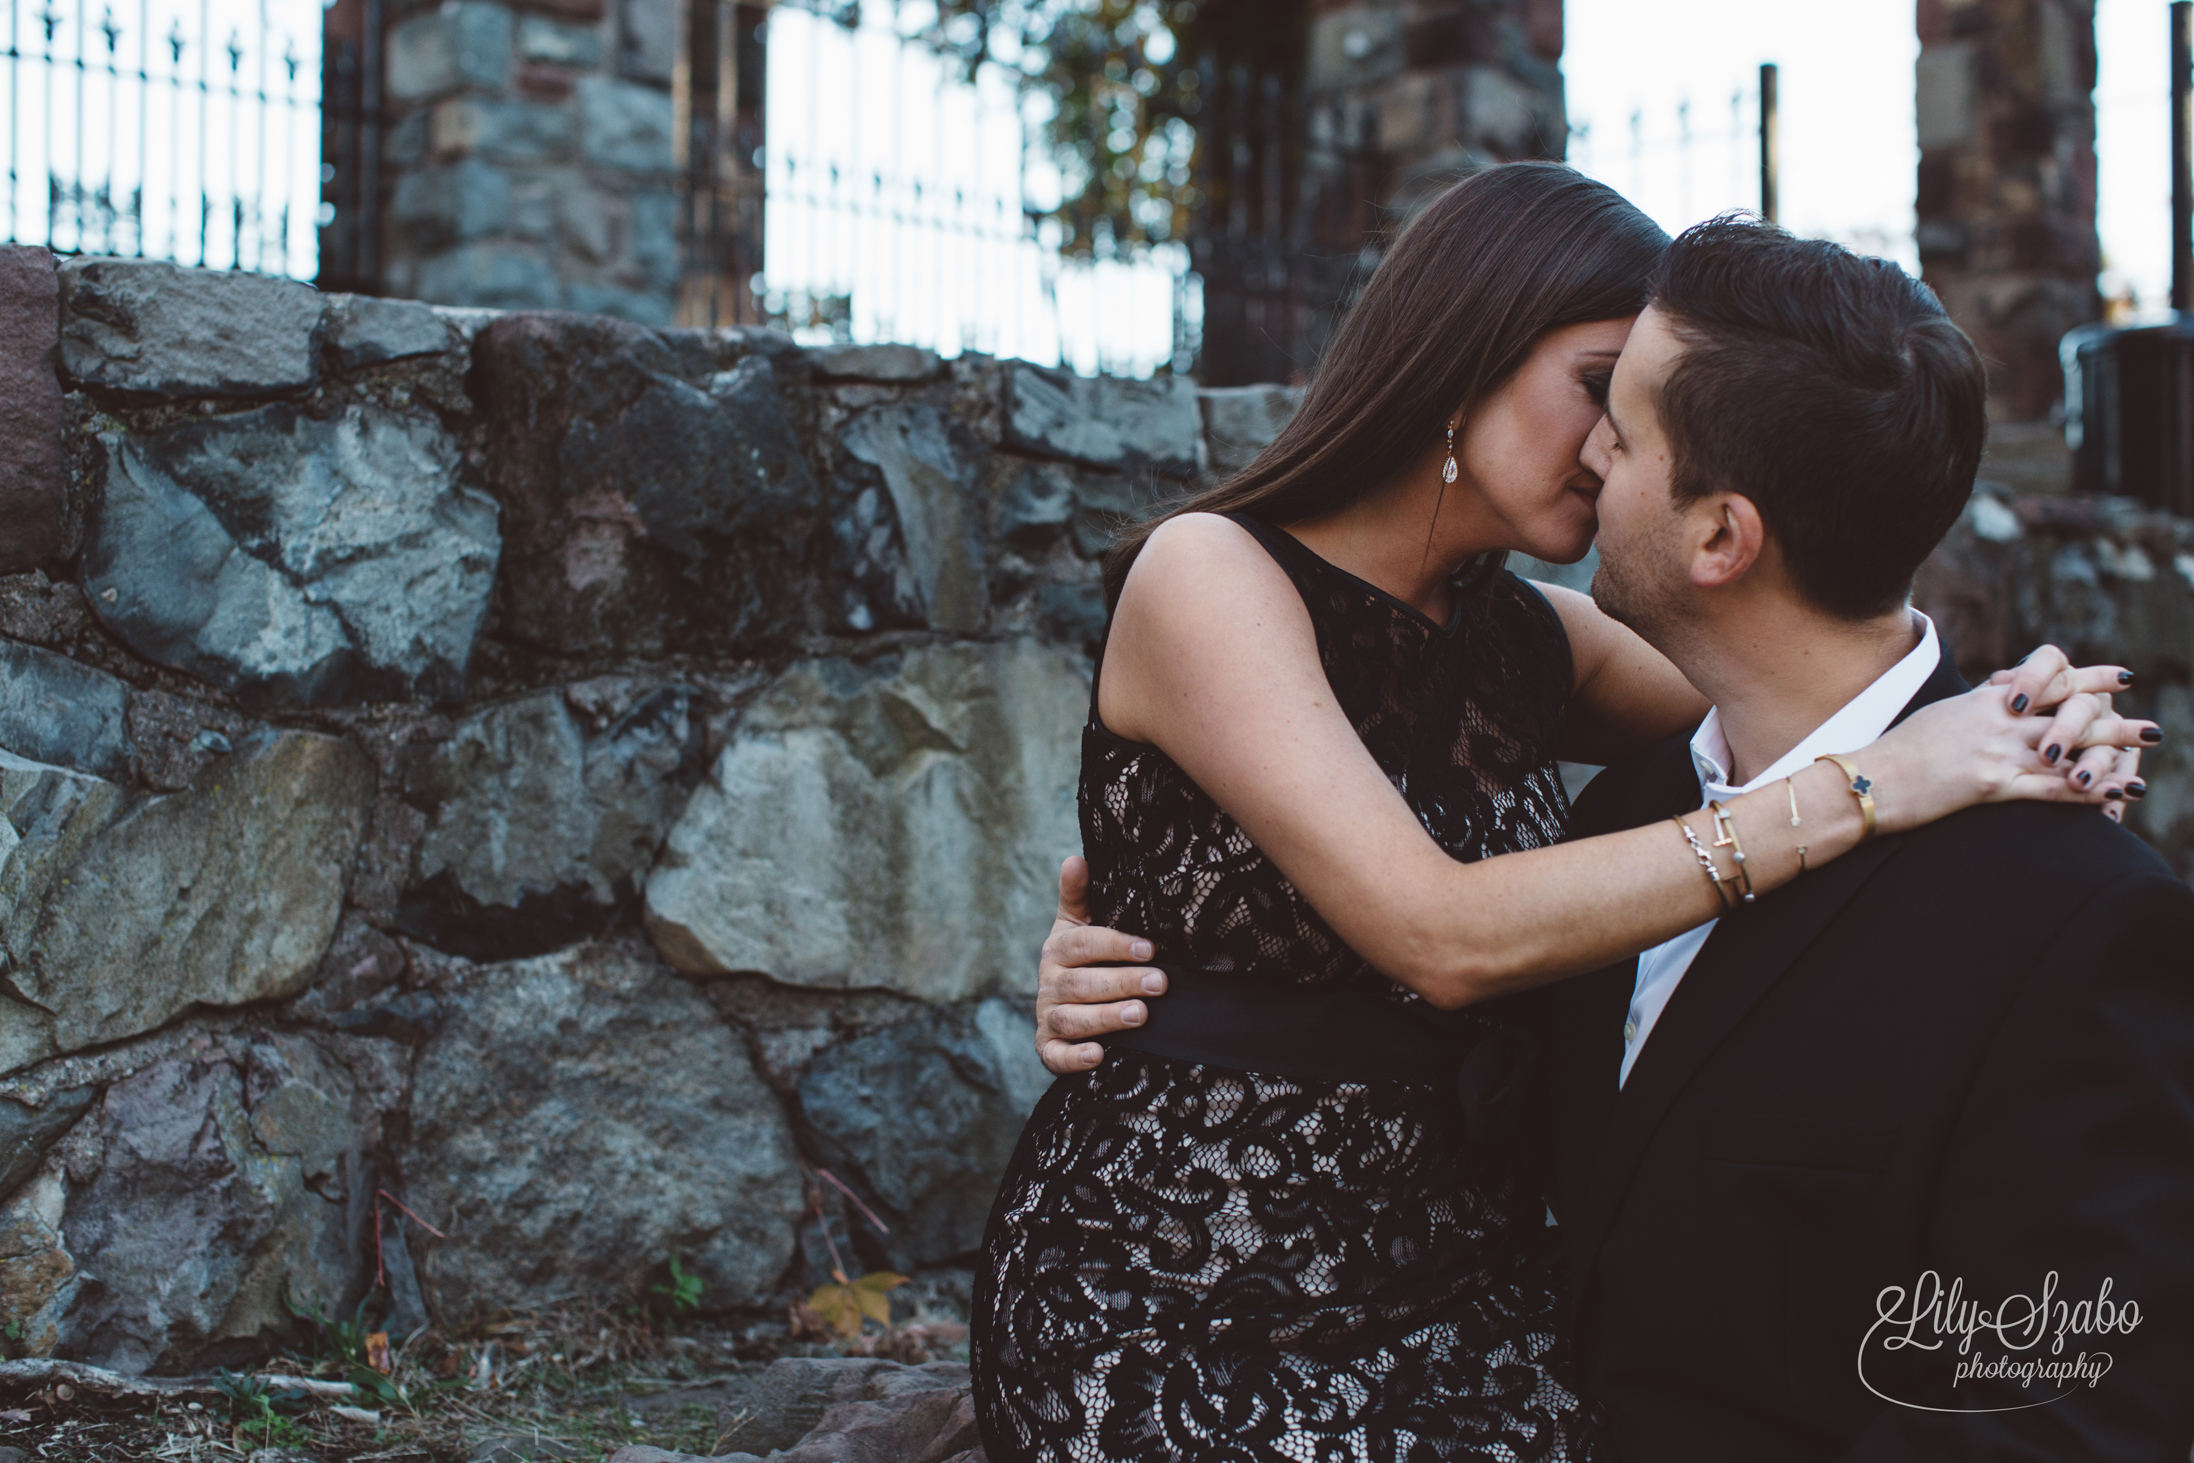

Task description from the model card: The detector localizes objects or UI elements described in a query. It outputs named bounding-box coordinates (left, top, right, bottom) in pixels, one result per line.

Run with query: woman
left=969, top=166, right=2142, bottom=1463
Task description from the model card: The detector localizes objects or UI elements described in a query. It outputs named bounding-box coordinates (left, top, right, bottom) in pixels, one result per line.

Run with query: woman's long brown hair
left=1104, top=162, right=1670, bottom=606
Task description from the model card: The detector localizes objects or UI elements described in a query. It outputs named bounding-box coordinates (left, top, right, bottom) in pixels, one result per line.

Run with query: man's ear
left=1686, top=493, right=1767, bottom=590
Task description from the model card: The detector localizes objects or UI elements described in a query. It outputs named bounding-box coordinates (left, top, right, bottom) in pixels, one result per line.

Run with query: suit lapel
left=1562, top=652, right=1971, bottom=1297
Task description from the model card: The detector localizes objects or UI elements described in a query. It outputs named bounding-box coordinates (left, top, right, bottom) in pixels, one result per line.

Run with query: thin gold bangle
left=1815, top=753, right=1877, bottom=841
left=1707, top=800, right=1756, bottom=904
left=1785, top=776, right=1807, bottom=874
left=1671, top=815, right=1736, bottom=910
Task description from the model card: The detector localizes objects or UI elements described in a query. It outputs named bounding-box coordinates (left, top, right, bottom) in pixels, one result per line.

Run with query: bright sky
left=2096, top=0, right=2175, bottom=313
left=1566, top=0, right=2175, bottom=319
left=1564, top=0, right=1922, bottom=271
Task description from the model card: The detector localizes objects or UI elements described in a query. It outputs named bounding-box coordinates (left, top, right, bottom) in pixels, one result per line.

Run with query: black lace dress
left=972, top=515, right=1596, bottom=1463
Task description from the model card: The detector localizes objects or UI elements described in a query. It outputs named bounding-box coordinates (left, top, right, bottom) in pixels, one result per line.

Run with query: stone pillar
left=1915, top=0, right=2100, bottom=427
left=377, top=0, right=685, bottom=321
left=1193, top=0, right=1565, bottom=386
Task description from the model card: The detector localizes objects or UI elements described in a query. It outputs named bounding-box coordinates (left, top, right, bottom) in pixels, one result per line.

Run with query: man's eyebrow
left=1604, top=398, right=1629, bottom=439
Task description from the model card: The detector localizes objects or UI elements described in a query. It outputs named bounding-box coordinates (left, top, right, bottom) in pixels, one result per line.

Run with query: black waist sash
left=1099, top=966, right=1477, bottom=1087
left=1099, top=968, right=1546, bottom=1158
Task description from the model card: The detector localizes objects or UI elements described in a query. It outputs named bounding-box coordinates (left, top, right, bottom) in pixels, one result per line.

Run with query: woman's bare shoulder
left=1122, top=512, right=1290, bottom=609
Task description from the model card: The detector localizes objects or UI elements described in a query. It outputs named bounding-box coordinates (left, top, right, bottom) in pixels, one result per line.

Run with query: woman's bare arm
left=1530, top=580, right=1709, bottom=764
left=1101, top=515, right=2147, bottom=1012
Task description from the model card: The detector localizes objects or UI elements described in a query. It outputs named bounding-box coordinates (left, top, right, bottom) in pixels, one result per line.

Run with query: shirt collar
left=1689, top=611, right=1943, bottom=800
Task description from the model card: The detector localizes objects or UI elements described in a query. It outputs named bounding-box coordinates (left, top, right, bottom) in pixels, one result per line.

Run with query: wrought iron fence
left=742, top=0, right=1197, bottom=379
left=2, top=0, right=327, bottom=278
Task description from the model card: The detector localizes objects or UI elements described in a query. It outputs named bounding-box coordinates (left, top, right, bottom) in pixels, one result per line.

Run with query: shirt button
left=1623, top=1019, right=1640, bottom=1042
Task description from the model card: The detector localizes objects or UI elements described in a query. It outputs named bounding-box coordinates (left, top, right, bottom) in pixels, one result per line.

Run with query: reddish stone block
left=515, top=61, right=576, bottom=102
left=0, top=245, right=65, bottom=574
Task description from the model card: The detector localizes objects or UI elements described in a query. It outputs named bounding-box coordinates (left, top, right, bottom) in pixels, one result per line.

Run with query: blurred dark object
left=2061, top=320, right=2194, bottom=515
left=320, top=0, right=383, bottom=294
left=1758, top=62, right=1778, bottom=224
left=2056, top=1, right=2194, bottom=517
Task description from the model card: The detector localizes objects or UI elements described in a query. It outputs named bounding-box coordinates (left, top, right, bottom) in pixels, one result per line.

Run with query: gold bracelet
left=1671, top=815, right=1736, bottom=910
left=1785, top=776, right=1807, bottom=873
left=1814, top=753, right=1877, bottom=841
left=1707, top=800, right=1756, bottom=904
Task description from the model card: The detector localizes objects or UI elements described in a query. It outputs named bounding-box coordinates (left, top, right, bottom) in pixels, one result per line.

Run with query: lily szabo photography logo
left=1859, top=1271, right=2142, bottom=1412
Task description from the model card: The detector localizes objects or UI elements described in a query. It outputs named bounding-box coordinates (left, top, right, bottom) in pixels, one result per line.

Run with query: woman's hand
left=1862, top=648, right=2157, bottom=835
left=1985, top=654, right=2148, bottom=822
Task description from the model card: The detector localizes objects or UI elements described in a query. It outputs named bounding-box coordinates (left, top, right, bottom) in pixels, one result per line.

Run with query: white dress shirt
left=1617, top=612, right=1942, bottom=1088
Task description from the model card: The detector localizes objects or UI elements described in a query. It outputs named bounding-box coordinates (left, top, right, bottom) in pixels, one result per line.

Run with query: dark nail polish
left=2045, top=744, right=2063, bottom=764
left=2011, top=694, right=2030, bottom=713
left=2104, top=786, right=2123, bottom=800
left=2119, top=670, right=2136, bottom=686
left=2129, top=782, right=2148, bottom=799
left=2076, top=770, right=2092, bottom=787
left=2015, top=651, right=2033, bottom=666
left=2141, top=727, right=2164, bottom=744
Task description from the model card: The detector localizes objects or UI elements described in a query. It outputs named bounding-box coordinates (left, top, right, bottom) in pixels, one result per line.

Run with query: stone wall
left=0, top=244, right=2185, bottom=1376
left=0, top=243, right=1245, bottom=1373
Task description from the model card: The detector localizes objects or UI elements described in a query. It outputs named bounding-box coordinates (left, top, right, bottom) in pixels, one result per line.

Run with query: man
left=1029, top=219, right=2194, bottom=1459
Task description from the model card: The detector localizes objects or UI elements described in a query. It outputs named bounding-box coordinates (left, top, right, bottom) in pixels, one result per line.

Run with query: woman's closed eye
left=1580, top=373, right=1611, bottom=406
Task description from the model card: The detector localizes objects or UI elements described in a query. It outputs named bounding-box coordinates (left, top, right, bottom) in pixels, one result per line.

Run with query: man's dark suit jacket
left=1525, top=654, right=2194, bottom=1461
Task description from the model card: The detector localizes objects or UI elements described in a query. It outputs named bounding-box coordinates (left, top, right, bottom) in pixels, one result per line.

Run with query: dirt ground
left=0, top=1299, right=972, bottom=1463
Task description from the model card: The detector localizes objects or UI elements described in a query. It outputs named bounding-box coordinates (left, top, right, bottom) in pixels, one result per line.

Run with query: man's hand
left=1036, top=855, right=1166, bottom=1075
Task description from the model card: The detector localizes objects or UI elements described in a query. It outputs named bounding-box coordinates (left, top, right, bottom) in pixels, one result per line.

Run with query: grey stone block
left=839, top=401, right=986, bottom=632
left=0, top=640, right=127, bottom=779
left=811, top=343, right=942, bottom=383
left=10, top=731, right=373, bottom=1053
left=564, top=282, right=674, bottom=325
left=1035, top=581, right=1107, bottom=651
left=617, top=0, right=676, bottom=83
left=996, top=461, right=1075, bottom=546
left=415, top=241, right=561, bottom=309
left=399, top=944, right=804, bottom=1321
left=1199, top=382, right=1303, bottom=476
left=324, top=294, right=460, bottom=370
left=643, top=640, right=1085, bottom=1002
left=0, top=1086, right=95, bottom=1205
left=796, top=999, right=1051, bottom=1267
left=516, top=11, right=600, bottom=65
left=554, top=179, right=621, bottom=261
left=443, top=97, right=579, bottom=165
left=578, top=74, right=674, bottom=174
left=398, top=685, right=705, bottom=959
left=1005, top=362, right=1200, bottom=474
left=392, top=159, right=514, bottom=250
left=386, top=1, right=514, bottom=104
left=48, top=1030, right=377, bottom=1371
left=58, top=258, right=323, bottom=396
left=81, top=402, right=500, bottom=706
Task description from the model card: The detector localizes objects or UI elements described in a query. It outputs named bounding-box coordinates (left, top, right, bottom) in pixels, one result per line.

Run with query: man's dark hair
left=1648, top=216, right=1986, bottom=620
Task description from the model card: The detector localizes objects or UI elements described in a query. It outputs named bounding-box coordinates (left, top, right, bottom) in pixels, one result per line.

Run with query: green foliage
left=650, top=1252, right=706, bottom=1315
left=284, top=1285, right=375, bottom=1370
left=902, top=0, right=1306, bottom=259
left=213, top=1368, right=312, bottom=1422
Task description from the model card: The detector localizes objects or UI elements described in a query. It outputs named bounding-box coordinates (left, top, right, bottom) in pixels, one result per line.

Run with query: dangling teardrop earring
left=1442, top=419, right=1459, bottom=484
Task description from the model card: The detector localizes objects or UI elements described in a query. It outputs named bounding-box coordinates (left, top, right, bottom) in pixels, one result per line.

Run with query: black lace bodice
left=1080, top=514, right=1574, bottom=997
